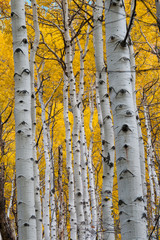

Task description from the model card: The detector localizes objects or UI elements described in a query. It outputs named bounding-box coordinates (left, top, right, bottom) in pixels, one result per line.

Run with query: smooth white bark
left=105, top=0, right=147, bottom=239
left=129, top=42, right=147, bottom=220
left=87, top=94, right=97, bottom=239
left=93, top=1, right=115, bottom=238
left=76, top=28, right=92, bottom=239
left=37, top=71, right=50, bottom=240
left=144, top=103, right=160, bottom=225
left=63, top=1, right=85, bottom=238
left=11, top=0, right=37, bottom=239
left=30, top=1, right=42, bottom=238
left=63, top=74, right=77, bottom=239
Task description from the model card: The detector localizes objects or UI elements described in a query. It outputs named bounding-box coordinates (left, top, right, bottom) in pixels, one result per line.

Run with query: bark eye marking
left=119, top=57, right=130, bottom=62
left=14, top=48, right=24, bottom=54
left=17, top=130, right=22, bottom=134
left=77, top=192, right=82, bottom=197
left=22, top=69, right=30, bottom=75
left=121, top=124, right=131, bottom=133
left=118, top=200, right=126, bottom=206
left=115, top=104, right=127, bottom=111
left=126, top=110, right=133, bottom=116
left=123, top=144, right=128, bottom=149
left=20, top=121, right=26, bottom=125
left=21, top=25, right=26, bottom=29
left=11, top=12, right=18, bottom=17
left=119, top=169, right=135, bottom=179
left=22, top=38, right=28, bottom=44
left=99, top=80, right=105, bottom=85
left=30, top=215, right=36, bottom=219
left=142, top=213, right=147, bottom=219
left=24, top=223, right=30, bottom=227
left=134, top=196, right=144, bottom=202
left=116, top=89, right=129, bottom=96
left=117, top=157, right=127, bottom=163
left=109, top=87, right=116, bottom=93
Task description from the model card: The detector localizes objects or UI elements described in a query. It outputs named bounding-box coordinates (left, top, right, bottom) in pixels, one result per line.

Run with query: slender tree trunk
left=30, top=1, right=42, bottom=238
left=11, top=0, right=37, bottom=239
left=93, top=1, right=115, bottom=239
left=37, top=73, right=50, bottom=240
left=87, top=94, right=97, bottom=239
left=105, top=1, right=147, bottom=239
left=63, top=74, right=77, bottom=239
left=63, top=0, right=85, bottom=238
left=129, top=42, right=148, bottom=223
left=143, top=102, right=160, bottom=234
left=0, top=163, right=16, bottom=240
left=58, top=145, right=65, bottom=240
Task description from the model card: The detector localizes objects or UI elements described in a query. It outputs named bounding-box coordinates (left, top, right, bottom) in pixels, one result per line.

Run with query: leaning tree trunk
left=105, top=0, right=147, bottom=239
left=11, top=0, right=37, bottom=239
left=93, top=0, right=115, bottom=239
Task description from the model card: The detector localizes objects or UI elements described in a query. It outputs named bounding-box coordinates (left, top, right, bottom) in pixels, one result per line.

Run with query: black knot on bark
left=110, top=36, right=115, bottom=41
left=22, top=38, right=28, bottom=44
left=134, top=196, right=144, bottom=202
left=141, top=212, right=147, bottom=219
left=77, top=192, right=82, bottom=197
left=118, top=200, right=126, bottom=206
left=15, top=48, right=24, bottom=54
left=24, top=223, right=29, bottom=227
left=124, top=144, right=128, bottom=149
left=121, top=124, right=130, bottom=132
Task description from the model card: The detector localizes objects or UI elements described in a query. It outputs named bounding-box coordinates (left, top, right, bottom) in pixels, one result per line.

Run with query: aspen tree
left=129, top=42, right=147, bottom=222
left=63, top=0, right=85, bottom=238
left=37, top=70, right=50, bottom=240
left=63, top=74, right=77, bottom=239
left=87, top=92, right=97, bottom=239
left=105, top=0, right=147, bottom=239
left=30, top=0, right=42, bottom=238
left=76, top=26, right=92, bottom=239
left=93, top=0, right=115, bottom=238
left=11, top=0, right=37, bottom=239
left=143, top=102, right=160, bottom=228
left=58, top=145, right=65, bottom=239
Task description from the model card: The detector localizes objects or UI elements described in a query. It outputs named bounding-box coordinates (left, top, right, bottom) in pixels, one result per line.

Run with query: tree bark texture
left=11, top=0, right=37, bottom=239
left=105, top=0, right=147, bottom=239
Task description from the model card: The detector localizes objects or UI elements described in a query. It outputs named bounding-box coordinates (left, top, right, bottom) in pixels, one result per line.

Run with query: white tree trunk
left=11, top=0, right=37, bottom=239
left=105, top=0, right=147, bottom=239
left=50, top=160, right=57, bottom=240
left=143, top=103, right=160, bottom=227
left=57, top=145, right=65, bottom=239
left=87, top=94, right=97, bottom=239
left=30, top=1, right=42, bottom=238
left=63, top=1, right=85, bottom=239
left=80, top=110, right=92, bottom=239
left=76, top=29, right=92, bottom=238
left=93, top=1, right=115, bottom=239
left=37, top=71, right=50, bottom=240
left=63, top=74, right=77, bottom=239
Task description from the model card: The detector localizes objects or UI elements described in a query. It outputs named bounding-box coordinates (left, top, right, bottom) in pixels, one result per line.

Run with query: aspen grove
left=0, top=0, right=160, bottom=239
